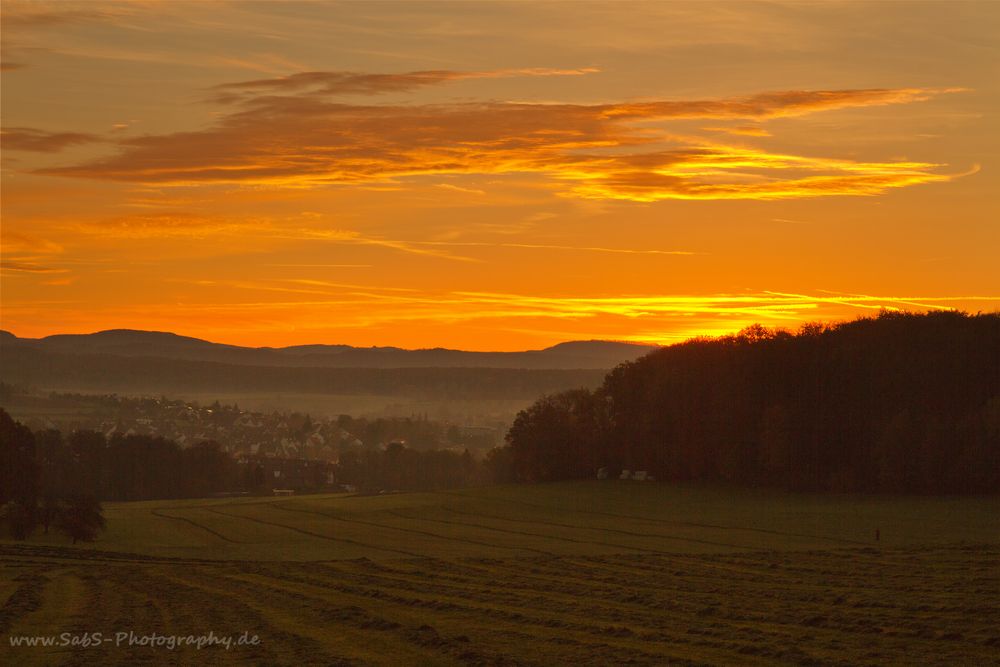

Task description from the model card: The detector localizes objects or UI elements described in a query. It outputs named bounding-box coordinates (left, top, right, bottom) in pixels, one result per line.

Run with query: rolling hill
left=0, top=330, right=656, bottom=369
left=0, top=331, right=652, bottom=405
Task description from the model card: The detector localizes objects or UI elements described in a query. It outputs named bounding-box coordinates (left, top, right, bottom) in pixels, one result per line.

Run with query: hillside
left=506, top=311, right=1000, bottom=494
left=0, top=345, right=606, bottom=401
left=0, top=329, right=656, bottom=369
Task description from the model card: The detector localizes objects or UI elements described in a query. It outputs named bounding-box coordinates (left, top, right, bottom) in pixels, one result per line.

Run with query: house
left=238, top=455, right=337, bottom=491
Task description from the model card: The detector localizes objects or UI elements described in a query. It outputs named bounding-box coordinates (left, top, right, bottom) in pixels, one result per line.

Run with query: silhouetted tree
left=484, top=446, right=516, bottom=483
left=35, top=429, right=69, bottom=533
left=506, top=389, right=607, bottom=482
left=0, top=408, right=39, bottom=538
left=66, top=429, right=105, bottom=498
left=53, top=495, right=105, bottom=544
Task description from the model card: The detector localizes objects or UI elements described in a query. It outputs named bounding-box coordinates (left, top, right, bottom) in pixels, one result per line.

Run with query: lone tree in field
left=54, top=495, right=106, bottom=544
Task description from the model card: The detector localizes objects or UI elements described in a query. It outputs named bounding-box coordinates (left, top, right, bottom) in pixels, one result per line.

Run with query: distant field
left=2, top=482, right=998, bottom=664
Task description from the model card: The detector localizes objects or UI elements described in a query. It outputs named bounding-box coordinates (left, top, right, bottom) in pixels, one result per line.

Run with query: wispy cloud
left=601, top=88, right=962, bottom=121
left=416, top=241, right=698, bottom=256
left=35, top=78, right=967, bottom=201
left=565, top=146, right=972, bottom=202
left=433, top=183, right=486, bottom=195
left=212, top=67, right=600, bottom=101
left=72, top=212, right=248, bottom=239
left=1, top=231, right=66, bottom=277
left=2, top=127, right=103, bottom=152
left=704, top=125, right=772, bottom=137
left=69, top=212, right=476, bottom=262
left=1, top=7, right=114, bottom=29
left=266, top=263, right=372, bottom=269
left=1, top=231, right=64, bottom=256
left=0, top=260, right=68, bottom=274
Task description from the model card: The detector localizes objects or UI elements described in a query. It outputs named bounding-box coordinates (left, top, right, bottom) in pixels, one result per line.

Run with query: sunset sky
left=2, top=0, right=998, bottom=350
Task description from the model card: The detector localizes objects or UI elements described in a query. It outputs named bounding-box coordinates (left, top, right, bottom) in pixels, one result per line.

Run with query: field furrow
left=3, top=482, right=998, bottom=664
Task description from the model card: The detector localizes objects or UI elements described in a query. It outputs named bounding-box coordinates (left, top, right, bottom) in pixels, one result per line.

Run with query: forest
left=504, top=311, right=999, bottom=493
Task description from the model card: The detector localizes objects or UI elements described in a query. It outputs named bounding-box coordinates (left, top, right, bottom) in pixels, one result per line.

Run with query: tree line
left=337, top=443, right=481, bottom=493
left=504, top=311, right=1000, bottom=494
left=1, top=408, right=497, bottom=541
left=1, top=410, right=242, bottom=541
left=335, top=414, right=498, bottom=451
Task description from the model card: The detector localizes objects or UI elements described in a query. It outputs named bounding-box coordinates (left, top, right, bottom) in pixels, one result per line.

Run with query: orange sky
left=2, top=1, right=998, bottom=350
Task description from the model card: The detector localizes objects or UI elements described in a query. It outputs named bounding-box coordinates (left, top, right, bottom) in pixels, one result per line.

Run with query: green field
left=3, top=482, right=999, bottom=665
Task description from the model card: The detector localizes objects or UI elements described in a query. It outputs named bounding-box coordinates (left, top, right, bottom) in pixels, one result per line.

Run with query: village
left=1, top=386, right=504, bottom=493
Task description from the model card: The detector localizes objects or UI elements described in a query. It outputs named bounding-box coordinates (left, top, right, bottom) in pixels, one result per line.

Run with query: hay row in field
left=2, top=544, right=998, bottom=665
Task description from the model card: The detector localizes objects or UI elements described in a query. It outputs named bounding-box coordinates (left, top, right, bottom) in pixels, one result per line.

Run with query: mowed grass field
left=2, top=482, right=998, bottom=665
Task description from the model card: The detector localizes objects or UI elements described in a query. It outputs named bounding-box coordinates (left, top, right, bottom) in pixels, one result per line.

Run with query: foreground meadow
left=2, top=482, right=998, bottom=665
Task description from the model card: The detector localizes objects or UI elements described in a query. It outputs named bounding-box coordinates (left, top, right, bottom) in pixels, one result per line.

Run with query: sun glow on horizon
left=1, top=1, right=997, bottom=350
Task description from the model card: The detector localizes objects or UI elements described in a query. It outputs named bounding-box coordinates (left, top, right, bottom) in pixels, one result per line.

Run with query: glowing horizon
left=2, top=1, right=998, bottom=350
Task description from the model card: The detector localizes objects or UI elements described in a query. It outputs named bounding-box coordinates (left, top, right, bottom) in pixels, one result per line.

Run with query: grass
left=2, top=481, right=998, bottom=665
left=8, top=481, right=998, bottom=561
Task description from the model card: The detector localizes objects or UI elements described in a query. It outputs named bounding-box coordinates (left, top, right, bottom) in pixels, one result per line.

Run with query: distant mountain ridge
left=0, top=329, right=657, bottom=370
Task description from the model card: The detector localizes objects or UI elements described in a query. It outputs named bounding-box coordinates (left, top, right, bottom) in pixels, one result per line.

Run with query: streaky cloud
left=416, top=241, right=698, bottom=256
left=212, top=67, right=601, bottom=99
left=0, top=260, right=67, bottom=274
left=33, top=80, right=968, bottom=201
left=2, top=126, right=102, bottom=152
